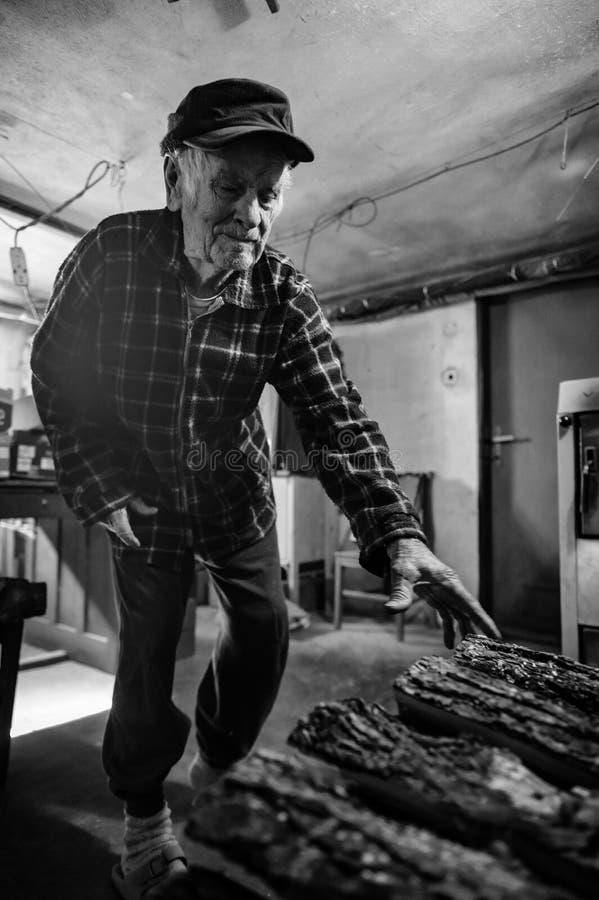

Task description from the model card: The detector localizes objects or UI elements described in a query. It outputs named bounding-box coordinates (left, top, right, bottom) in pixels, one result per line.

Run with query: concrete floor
left=0, top=607, right=447, bottom=900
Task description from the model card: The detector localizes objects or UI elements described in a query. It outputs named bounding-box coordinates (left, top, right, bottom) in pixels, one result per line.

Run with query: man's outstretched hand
left=99, top=496, right=158, bottom=548
left=386, top=538, right=501, bottom=649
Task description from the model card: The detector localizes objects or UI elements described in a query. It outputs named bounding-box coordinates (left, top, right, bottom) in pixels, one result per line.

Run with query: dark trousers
left=102, top=527, right=289, bottom=816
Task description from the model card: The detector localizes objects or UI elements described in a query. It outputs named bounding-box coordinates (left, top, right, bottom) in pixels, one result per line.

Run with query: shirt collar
left=139, top=208, right=281, bottom=310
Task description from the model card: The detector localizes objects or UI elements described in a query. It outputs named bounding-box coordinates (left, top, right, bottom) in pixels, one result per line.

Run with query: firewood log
left=185, top=750, right=578, bottom=899
left=393, top=653, right=599, bottom=789
left=455, top=635, right=599, bottom=715
left=288, top=697, right=599, bottom=897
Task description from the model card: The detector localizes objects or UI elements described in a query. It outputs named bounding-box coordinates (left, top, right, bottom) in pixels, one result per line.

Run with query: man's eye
left=259, top=192, right=278, bottom=206
left=220, top=184, right=239, bottom=194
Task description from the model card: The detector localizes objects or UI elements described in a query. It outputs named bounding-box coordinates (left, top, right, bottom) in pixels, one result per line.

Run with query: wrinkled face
left=166, top=135, right=291, bottom=275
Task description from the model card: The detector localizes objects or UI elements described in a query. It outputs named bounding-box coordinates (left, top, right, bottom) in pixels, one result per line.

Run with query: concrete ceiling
left=0, top=0, right=598, bottom=311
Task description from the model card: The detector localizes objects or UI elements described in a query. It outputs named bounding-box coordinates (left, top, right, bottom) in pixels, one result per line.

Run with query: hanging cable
left=275, top=96, right=599, bottom=272
left=0, top=159, right=124, bottom=243
left=301, top=198, right=378, bottom=271
left=1, top=157, right=124, bottom=322
left=280, top=96, right=599, bottom=246
left=110, top=160, right=128, bottom=213
left=14, top=160, right=115, bottom=239
left=556, top=154, right=599, bottom=222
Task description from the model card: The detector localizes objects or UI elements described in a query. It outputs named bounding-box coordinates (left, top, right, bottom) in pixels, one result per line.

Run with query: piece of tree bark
left=455, top=635, right=599, bottom=715
left=393, top=652, right=599, bottom=789
left=288, top=697, right=599, bottom=897
left=186, top=750, right=578, bottom=900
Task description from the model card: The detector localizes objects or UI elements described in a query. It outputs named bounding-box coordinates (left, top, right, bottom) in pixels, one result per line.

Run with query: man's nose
left=233, top=190, right=262, bottom=230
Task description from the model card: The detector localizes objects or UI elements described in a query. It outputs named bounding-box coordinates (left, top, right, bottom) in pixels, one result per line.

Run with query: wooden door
left=24, top=515, right=120, bottom=673
left=480, top=279, right=599, bottom=645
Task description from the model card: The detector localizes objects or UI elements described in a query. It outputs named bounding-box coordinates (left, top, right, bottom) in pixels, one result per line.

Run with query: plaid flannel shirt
left=30, top=208, right=425, bottom=573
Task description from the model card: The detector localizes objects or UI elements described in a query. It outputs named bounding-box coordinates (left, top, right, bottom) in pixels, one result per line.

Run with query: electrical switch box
left=9, top=246, right=28, bottom=286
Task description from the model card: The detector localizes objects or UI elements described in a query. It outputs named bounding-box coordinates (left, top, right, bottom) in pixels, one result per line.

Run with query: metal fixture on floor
left=0, top=576, right=47, bottom=784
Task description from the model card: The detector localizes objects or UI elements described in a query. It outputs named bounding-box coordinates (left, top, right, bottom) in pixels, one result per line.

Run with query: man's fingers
left=418, top=587, right=457, bottom=649
left=385, top=542, right=502, bottom=642
left=102, top=508, right=140, bottom=548
left=385, top=574, right=414, bottom=613
left=440, top=610, right=456, bottom=649
left=113, top=524, right=140, bottom=548
left=471, top=605, right=502, bottom=641
left=456, top=615, right=472, bottom=643
left=128, top=496, right=158, bottom=516
left=430, top=600, right=455, bottom=649
left=437, top=572, right=503, bottom=641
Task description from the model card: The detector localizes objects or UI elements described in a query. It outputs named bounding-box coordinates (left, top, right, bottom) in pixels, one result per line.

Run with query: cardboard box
left=0, top=433, right=10, bottom=478
left=10, top=430, right=37, bottom=477
left=0, top=388, right=13, bottom=433
left=35, top=435, right=55, bottom=476
left=10, top=430, right=54, bottom=478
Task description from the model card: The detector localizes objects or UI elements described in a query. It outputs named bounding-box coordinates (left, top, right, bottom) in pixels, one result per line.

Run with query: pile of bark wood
left=185, top=750, right=579, bottom=900
left=179, top=636, right=599, bottom=898
left=288, top=696, right=599, bottom=896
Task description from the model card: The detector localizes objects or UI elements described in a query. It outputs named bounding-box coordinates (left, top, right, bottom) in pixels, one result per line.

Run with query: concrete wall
left=333, top=299, right=479, bottom=596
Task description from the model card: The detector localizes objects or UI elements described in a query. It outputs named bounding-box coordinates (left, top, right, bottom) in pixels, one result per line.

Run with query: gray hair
left=170, top=146, right=213, bottom=202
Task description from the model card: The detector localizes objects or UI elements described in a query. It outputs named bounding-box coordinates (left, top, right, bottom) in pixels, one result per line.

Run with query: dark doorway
left=479, top=279, right=599, bottom=646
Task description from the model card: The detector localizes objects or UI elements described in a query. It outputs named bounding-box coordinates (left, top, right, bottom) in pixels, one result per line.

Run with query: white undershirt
left=185, top=287, right=224, bottom=321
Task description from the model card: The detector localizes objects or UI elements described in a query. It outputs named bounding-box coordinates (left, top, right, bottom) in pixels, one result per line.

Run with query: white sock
left=121, top=803, right=181, bottom=876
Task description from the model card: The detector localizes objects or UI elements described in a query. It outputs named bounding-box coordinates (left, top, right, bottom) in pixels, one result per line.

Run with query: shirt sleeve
left=30, top=229, right=134, bottom=526
left=269, top=283, right=427, bottom=578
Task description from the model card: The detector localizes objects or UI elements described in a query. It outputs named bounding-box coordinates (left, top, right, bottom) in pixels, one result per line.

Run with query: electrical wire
left=556, top=153, right=599, bottom=222
left=283, top=96, right=599, bottom=245
left=0, top=157, right=123, bottom=322
left=277, top=95, right=599, bottom=271
left=301, top=198, right=378, bottom=271
left=0, top=158, right=121, bottom=244
left=13, top=160, right=115, bottom=241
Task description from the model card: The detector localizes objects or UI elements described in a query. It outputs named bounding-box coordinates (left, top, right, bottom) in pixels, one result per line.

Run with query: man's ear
left=163, top=156, right=182, bottom=211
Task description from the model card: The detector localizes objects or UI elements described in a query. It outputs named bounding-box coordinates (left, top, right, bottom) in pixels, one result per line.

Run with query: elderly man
left=30, top=79, right=500, bottom=898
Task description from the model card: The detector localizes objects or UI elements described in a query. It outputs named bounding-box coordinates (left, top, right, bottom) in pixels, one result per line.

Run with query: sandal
left=111, top=842, right=188, bottom=899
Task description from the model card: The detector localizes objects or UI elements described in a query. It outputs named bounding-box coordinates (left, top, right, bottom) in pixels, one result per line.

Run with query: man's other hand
left=386, top=538, right=501, bottom=649
left=99, top=496, right=158, bottom=548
